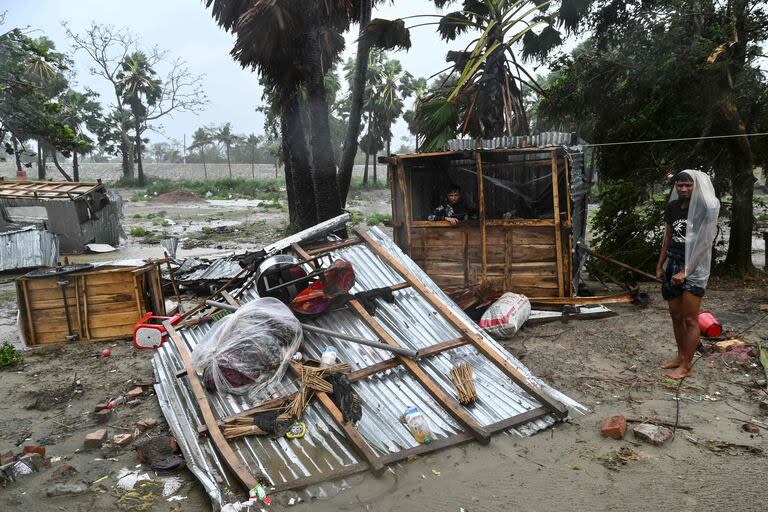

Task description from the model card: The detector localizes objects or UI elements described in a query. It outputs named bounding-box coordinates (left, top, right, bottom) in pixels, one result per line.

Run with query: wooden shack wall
left=16, top=265, right=164, bottom=346
left=388, top=148, right=572, bottom=299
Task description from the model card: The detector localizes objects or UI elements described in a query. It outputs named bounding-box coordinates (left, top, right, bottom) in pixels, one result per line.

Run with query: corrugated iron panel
left=0, top=226, right=59, bottom=271
left=153, top=227, right=585, bottom=507
left=177, top=257, right=244, bottom=282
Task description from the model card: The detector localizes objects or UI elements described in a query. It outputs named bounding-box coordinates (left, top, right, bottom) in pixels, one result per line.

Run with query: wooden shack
left=16, top=263, right=165, bottom=347
left=383, top=144, right=587, bottom=301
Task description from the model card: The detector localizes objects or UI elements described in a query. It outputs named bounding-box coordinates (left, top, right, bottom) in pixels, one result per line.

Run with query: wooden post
left=20, top=280, right=36, bottom=346
left=563, top=155, right=574, bottom=296
left=550, top=152, right=565, bottom=297
left=475, top=151, right=487, bottom=283
left=163, top=321, right=262, bottom=490
left=397, top=159, right=411, bottom=251
left=354, top=228, right=568, bottom=418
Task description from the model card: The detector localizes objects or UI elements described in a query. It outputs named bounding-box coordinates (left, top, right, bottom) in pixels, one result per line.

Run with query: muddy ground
left=1, top=185, right=767, bottom=512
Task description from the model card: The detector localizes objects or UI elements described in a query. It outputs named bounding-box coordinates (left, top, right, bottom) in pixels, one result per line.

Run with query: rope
left=581, top=131, right=768, bottom=148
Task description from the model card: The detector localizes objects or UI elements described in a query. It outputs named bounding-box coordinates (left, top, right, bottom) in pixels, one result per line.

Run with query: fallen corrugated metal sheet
left=153, top=226, right=585, bottom=508
left=175, top=256, right=244, bottom=283
left=0, top=226, right=59, bottom=271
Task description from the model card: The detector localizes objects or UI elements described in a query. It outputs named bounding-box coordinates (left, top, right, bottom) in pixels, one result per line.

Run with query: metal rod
left=205, top=300, right=418, bottom=359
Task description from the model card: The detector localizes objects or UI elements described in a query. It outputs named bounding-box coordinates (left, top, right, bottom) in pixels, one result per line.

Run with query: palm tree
left=214, top=123, right=240, bottom=178
left=58, top=89, right=101, bottom=181
left=243, top=133, right=262, bottom=179
left=374, top=1, right=590, bottom=150
left=189, top=127, right=213, bottom=180
left=117, top=51, right=161, bottom=185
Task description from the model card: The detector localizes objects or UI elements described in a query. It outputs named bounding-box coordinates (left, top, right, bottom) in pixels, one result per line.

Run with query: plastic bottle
left=403, top=406, right=433, bottom=444
left=106, top=396, right=125, bottom=409
left=320, top=347, right=337, bottom=367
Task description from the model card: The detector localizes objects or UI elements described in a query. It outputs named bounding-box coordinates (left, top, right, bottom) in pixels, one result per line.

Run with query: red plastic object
left=133, top=312, right=184, bottom=350
left=698, top=311, right=722, bottom=337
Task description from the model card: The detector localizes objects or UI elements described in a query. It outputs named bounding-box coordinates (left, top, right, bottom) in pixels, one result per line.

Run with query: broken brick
left=94, top=409, right=112, bottom=424
left=49, top=464, right=79, bottom=483
left=94, top=402, right=110, bottom=413
left=600, top=415, right=627, bottom=440
left=83, top=429, right=107, bottom=450
left=633, top=423, right=673, bottom=446
left=0, top=451, right=14, bottom=466
left=22, top=444, right=45, bottom=458
left=136, top=418, right=158, bottom=432
left=109, top=433, right=134, bottom=447
left=126, top=386, right=144, bottom=399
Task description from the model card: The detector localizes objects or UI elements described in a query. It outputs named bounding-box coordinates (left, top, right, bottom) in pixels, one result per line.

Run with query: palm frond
left=359, top=18, right=412, bottom=51
left=416, top=96, right=459, bottom=151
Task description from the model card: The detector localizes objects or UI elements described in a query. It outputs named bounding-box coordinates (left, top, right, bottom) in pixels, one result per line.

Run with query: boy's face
left=675, top=180, right=693, bottom=199
left=447, top=191, right=461, bottom=205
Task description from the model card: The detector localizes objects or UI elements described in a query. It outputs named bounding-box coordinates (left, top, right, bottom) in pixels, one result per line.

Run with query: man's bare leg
left=661, top=296, right=686, bottom=369
left=664, top=292, right=702, bottom=379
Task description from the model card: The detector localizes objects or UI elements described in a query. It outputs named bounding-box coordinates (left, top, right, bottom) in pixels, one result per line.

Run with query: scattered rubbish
left=86, top=243, right=117, bottom=253
left=450, top=363, right=478, bottom=405
left=107, top=396, right=126, bottom=409
left=133, top=313, right=184, bottom=350
left=479, top=293, right=531, bottom=339
left=600, top=415, right=627, bottom=440
left=320, top=346, right=337, bottom=368
left=46, top=482, right=89, bottom=496
left=698, top=311, right=723, bottom=337
left=167, top=495, right=188, bottom=502
left=285, top=422, right=307, bottom=440
left=110, top=433, right=134, bottom=447
left=136, top=418, right=158, bottom=433
left=135, top=436, right=183, bottom=471
left=714, top=339, right=746, bottom=352
left=162, top=476, right=184, bottom=497
left=601, top=446, right=642, bottom=470
left=403, top=406, right=434, bottom=444
left=431, top=468, right=441, bottom=476
left=126, top=386, right=145, bottom=399
left=632, top=424, right=673, bottom=446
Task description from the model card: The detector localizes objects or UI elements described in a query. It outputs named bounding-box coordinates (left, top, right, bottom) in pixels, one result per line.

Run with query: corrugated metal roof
left=0, top=226, right=59, bottom=271
left=153, top=227, right=585, bottom=507
left=447, top=131, right=579, bottom=151
left=176, top=257, right=244, bottom=283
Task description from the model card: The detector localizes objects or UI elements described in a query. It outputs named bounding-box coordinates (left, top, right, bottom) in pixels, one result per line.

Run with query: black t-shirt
left=665, top=199, right=688, bottom=255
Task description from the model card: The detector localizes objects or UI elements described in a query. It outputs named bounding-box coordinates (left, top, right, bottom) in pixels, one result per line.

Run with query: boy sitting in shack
left=427, top=184, right=477, bottom=225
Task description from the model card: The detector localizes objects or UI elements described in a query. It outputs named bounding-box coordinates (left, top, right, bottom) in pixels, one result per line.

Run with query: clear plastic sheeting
left=669, top=170, right=720, bottom=288
left=191, top=297, right=302, bottom=397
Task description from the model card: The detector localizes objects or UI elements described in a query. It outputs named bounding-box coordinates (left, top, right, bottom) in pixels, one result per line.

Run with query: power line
left=581, top=131, right=768, bottom=148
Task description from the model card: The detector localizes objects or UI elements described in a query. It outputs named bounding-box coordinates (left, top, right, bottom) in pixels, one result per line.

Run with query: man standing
left=427, top=184, right=477, bottom=225
left=655, top=170, right=720, bottom=379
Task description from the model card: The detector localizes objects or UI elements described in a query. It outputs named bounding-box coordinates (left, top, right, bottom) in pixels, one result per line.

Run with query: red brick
left=83, top=429, right=107, bottom=450
left=22, top=444, right=45, bottom=458
left=743, top=422, right=760, bottom=434
left=109, top=433, right=134, bottom=447
left=94, top=409, right=112, bottom=424
left=126, top=386, right=144, bottom=399
left=600, top=415, right=627, bottom=440
left=136, top=418, right=158, bottom=432
left=0, top=450, right=14, bottom=465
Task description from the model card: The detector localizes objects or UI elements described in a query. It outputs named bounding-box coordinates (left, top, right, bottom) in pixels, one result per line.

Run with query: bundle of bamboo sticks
left=222, top=417, right=269, bottom=440
left=450, top=363, right=477, bottom=405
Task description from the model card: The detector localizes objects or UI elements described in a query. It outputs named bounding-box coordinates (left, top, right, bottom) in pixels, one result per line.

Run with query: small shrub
left=366, top=213, right=392, bottom=226
left=130, top=227, right=146, bottom=237
left=0, top=343, right=23, bottom=369
left=131, top=213, right=143, bottom=219
left=350, top=212, right=365, bottom=224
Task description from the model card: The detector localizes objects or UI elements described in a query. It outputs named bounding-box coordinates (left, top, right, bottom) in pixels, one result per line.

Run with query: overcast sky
left=2, top=1, right=517, bottom=150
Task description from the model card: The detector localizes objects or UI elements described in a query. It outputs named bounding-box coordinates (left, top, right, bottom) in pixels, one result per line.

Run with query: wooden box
left=16, top=263, right=165, bottom=347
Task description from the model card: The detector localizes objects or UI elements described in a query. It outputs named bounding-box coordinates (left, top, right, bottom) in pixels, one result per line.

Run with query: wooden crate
left=16, top=263, right=165, bottom=347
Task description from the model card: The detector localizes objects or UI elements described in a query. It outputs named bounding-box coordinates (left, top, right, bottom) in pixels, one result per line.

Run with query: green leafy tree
left=243, top=133, right=262, bottom=179
left=213, top=122, right=241, bottom=178
left=188, top=127, right=214, bottom=179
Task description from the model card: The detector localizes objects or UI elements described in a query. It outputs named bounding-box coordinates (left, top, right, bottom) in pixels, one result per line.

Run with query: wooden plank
left=163, top=321, right=261, bottom=490
left=82, top=276, right=91, bottom=340
left=483, top=219, right=556, bottom=227
left=551, top=156, right=564, bottom=297
left=504, top=228, right=513, bottom=290
left=355, top=228, right=568, bottom=418
left=475, top=152, right=487, bottom=284
left=530, top=293, right=635, bottom=306
left=511, top=244, right=557, bottom=263
left=398, top=160, right=412, bottom=252
left=20, top=280, right=36, bottom=346
left=563, top=155, right=574, bottom=296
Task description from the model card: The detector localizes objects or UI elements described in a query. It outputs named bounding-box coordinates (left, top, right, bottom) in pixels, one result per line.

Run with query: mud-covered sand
left=1, top=191, right=767, bottom=512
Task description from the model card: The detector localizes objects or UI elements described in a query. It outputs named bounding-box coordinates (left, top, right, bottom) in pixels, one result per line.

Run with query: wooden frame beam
left=354, top=228, right=568, bottom=418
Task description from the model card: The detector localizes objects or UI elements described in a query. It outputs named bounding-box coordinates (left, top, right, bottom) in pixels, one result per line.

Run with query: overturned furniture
left=0, top=179, right=122, bottom=254
left=16, top=262, right=165, bottom=347
left=152, top=215, right=584, bottom=507
left=382, top=133, right=591, bottom=302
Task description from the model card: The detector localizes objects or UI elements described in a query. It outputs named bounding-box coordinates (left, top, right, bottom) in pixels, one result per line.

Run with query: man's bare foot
left=660, top=356, right=682, bottom=369
left=663, top=367, right=691, bottom=379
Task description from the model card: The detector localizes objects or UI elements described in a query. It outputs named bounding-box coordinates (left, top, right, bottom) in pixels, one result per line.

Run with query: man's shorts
left=661, top=254, right=705, bottom=301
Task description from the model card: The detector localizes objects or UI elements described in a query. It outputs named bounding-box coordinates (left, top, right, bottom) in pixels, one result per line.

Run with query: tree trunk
left=363, top=152, right=369, bottom=185
left=201, top=148, right=207, bottom=180
left=135, top=120, right=145, bottom=186
left=306, top=29, right=343, bottom=223
left=281, top=93, right=318, bottom=231
left=373, top=150, right=377, bottom=184
left=251, top=149, right=255, bottom=179
left=337, top=0, right=373, bottom=207
left=73, top=151, right=79, bottom=182
left=226, top=145, right=232, bottom=178
left=385, top=137, right=391, bottom=186
left=12, top=137, right=22, bottom=174
left=274, top=160, right=278, bottom=178
left=37, top=143, right=45, bottom=180
left=52, top=153, right=73, bottom=181
left=121, top=132, right=135, bottom=180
